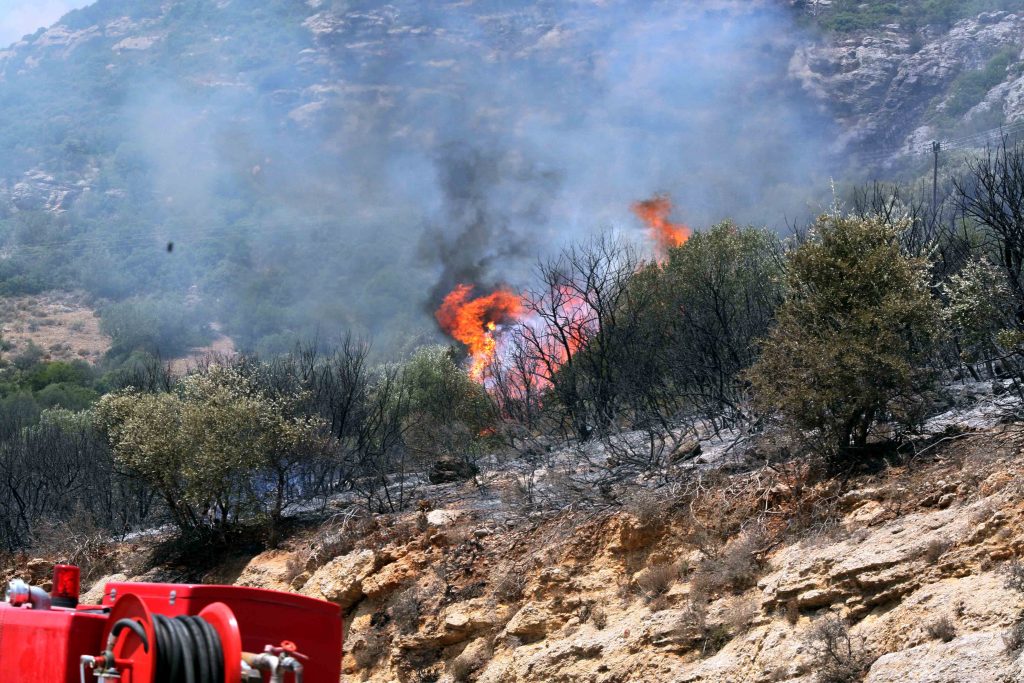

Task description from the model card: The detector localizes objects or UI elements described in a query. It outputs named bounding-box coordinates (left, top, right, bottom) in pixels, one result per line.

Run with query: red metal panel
left=104, top=583, right=343, bottom=683
left=0, top=603, right=107, bottom=683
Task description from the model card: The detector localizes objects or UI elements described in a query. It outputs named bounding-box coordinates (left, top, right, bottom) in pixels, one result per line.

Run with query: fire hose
left=99, top=615, right=225, bottom=683
left=85, top=602, right=304, bottom=683
left=152, top=615, right=225, bottom=683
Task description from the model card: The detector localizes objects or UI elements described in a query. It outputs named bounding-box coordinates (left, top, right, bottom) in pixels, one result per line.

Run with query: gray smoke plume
left=0, top=0, right=839, bottom=355
left=419, top=142, right=562, bottom=308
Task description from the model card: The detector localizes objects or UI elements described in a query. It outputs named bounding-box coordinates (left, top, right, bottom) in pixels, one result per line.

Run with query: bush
left=35, top=383, right=99, bottom=411
left=400, top=345, right=495, bottom=463
left=945, top=48, right=1017, bottom=119
left=1005, top=613, right=1024, bottom=655
left=807, top=615, right=875, bottom=683
left=926, top=616, right=956, bottom=642
left=636, top=561, right=683, bottom=601
left=100, top=296, right=211, bottom=359
left=924, top=539, right=949, bottom=564
left=388, top=585, right=421, bottom=634
left=94, top=364, right=327, bottom=540
left=724, top=596, right=758, bottom=635
left=653, top=221, right=784, bottom=415
left=693, top=532, right=764, bottom=594
left=747, top=214, right=941, bottom=471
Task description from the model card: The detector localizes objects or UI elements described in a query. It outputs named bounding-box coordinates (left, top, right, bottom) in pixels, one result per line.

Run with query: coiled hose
left=151, top=614, right=225, bottom=683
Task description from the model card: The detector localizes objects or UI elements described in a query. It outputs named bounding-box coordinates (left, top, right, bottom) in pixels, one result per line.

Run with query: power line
left=856, top=119, right=1024, bottom=167
left=0, top=216, right=337, bottom=259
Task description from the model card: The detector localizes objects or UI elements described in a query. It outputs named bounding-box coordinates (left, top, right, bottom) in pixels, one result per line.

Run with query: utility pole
left=932, top=140, right=941, bottom=223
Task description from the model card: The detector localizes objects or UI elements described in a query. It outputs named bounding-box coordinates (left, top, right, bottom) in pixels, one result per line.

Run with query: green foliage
left=34, top=383, right=99, bottom=411
left=399, top=345, right=495, bottom=459
left=943, top=257, right=1016, bottom=358
left=623, top=222, right=783, bottom=418
left=746, top=214, right=941, bottom=467
left=100, top=296, right=211, bottom=360
left=945, top=48, right=1019, bottom=119
left=12, top=341, right=45, bottom=370
left=659, top=222, right=784, bottom=390
left=812, top=0, right=1024, bottom=32
left=94, top=364, right=326, bottom=534
left=24, top=360, right=92, bottom=391
left=0, top=354, right=99, bottom=414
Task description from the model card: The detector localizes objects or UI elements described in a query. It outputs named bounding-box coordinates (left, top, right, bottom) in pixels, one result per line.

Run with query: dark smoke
left=419, top=142, right=562, bottom=308
left=0, top=0, right=840, bottom=356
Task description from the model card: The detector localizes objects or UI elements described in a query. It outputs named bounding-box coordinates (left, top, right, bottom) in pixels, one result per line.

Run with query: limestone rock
left=361, top=556, right=418, bottom=601
left=426, top=509, right=461, bottom=527
left=300, top=549, right=376, bottom=610
left=608, top=513, right=659, bottom=553
left=866, top=632, right=1021, bottom=682
left=504, top=602, right=558, bottom=643
left=80, top=573, right=128, bottom=605
left=233, top=549, right=297, bottom=592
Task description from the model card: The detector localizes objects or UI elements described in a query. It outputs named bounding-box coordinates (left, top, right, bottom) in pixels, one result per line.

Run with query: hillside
left=3, top=3, right=1024, bottom=681
left=27, top=388, right=1023, bottom=683
left=2, top=1, right=1024, bottom=358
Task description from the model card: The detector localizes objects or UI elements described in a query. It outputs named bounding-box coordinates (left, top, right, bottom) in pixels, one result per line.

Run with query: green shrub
left=100, top=296, right=211, bottom=359
left=399, top=345, right=495, bottom=460
left=813, top=0, right=1024, bottom=32
left=35, top=383, right=99, bottom=411
left=746, top=214, right=941, bottom=470
left=945, top=48, right=1017, bottom=118
left=94, top=364, right=326, bottom=537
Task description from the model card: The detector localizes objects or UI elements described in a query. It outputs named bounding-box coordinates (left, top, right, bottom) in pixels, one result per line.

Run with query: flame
left=631, top=194, right=691, bottom=258
left=435, top=284, right=523, bottom=381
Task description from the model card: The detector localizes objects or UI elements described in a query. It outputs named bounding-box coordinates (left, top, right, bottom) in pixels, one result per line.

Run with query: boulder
left=429, top=457, right=479, bottom=484
left=81, top=574, right=128, bottom=605
left=504, top=602, right=558, bottom=643
left=300, top=549, right=376, bottom=611
left=866, top=632, right=1021, bottom=683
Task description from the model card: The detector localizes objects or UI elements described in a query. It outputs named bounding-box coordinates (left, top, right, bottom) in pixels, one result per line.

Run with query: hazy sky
left=0, top=0, right=90, bottom=47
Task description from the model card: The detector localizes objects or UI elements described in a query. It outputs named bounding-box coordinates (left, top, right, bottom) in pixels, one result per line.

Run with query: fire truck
left=0, top=563, right=342, bottom=682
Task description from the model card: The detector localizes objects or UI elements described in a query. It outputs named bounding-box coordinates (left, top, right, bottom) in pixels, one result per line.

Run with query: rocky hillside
left=41, top=384, right=1024, bottom=683
left=2, top=0, right=1024, bottom=354
left=794, top=6, right=1024, bottom=163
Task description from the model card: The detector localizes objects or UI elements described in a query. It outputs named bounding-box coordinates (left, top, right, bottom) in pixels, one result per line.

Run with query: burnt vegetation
left=3, top=139, right=1024, bottom=576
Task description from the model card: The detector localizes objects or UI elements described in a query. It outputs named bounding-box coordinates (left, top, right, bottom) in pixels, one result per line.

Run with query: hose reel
left=79, top=594, right=305, bottom=683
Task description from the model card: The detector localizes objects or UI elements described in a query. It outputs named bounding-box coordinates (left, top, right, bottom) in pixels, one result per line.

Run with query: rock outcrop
left=214, top=427, right=1024, bottom=682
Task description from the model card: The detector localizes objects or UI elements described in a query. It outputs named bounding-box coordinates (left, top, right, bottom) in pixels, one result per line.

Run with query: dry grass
left=636, top=561, right=684, bottom=601
left=724, top=596, right=759, bottom=635
left=30, top=511, right=119, bottom=589
left=926, top=616, right=956, bottom=642
left=167, top=326, right=237, bottom=374
left=590, top=605, right=608, bottom=629
left=806, top=615, right=875, bottom=683
left=388, top=585, right=421, bottom=634
left=0, top=292, right=109, bottom=362
left=283, top=550, right=310, bottom=585
left=924, top=539, right=949, bottom=564
left=785, top=597, right=801, bottom=625
left=492, top=565, right=528, bottom=603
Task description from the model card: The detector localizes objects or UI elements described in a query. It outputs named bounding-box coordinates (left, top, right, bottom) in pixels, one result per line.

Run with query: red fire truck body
left=0, top=565, right=343, bottom=682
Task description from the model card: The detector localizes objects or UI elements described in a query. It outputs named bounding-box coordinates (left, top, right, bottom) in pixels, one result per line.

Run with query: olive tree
left=94, top=364, right=326, bottom=542
left=746, top=214, right=941, bottom=471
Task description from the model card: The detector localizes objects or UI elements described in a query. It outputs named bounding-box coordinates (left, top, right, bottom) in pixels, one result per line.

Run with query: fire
left=435, top=284, right=523, bottom=381
left=437, top=195, right=688, bottom=389
left=631, top=194, right=691, bottom=257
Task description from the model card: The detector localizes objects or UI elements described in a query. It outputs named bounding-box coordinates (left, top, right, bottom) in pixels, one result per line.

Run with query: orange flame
left=631, top=194, right=691, bottom=258
left=435, top=284, right=523, bottom=381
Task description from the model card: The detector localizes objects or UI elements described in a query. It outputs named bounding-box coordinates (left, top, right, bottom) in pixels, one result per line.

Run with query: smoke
left=418, top=142, right=562, bottom=308
left=6, top=0, right=839, bottom=356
